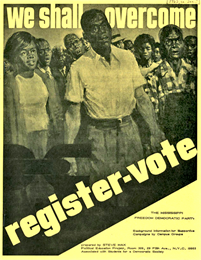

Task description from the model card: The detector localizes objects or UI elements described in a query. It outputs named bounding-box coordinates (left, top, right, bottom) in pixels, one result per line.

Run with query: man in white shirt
left=65, top=9, right=163, bottom=187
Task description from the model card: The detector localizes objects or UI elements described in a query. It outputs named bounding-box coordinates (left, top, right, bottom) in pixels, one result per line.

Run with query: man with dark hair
left=35, top=38, right=52, bottom=70
left=184, top=35, right=197, bottom=66
left=124, top=39, right=134, bottom=54
left=35, top=39, right=64, bottom=149
left=64, top=33, right=85, bottom=71
left=154, top=42, right=162, bottom=64
left=64, top=9, right=163, bottom=194
left=159, top=24, right=183, bottom=59
left=148, top=25, right=196, bottom=144
left=50, top=45, right=67, bottom=103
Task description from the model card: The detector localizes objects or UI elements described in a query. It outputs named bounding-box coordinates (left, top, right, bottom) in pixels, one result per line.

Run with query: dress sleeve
left=64, top=64, right=84, bottom=103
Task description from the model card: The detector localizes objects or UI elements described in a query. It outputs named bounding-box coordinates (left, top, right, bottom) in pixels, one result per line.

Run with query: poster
left=1, top=0, right=200, bottom=259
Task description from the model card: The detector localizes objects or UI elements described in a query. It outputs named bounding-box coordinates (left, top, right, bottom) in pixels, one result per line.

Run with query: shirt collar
left=87, top=45, right=120, bottom=63
left=38, top=65, right=46, bottom=74
left=59, top=66, right=66, bottom=74
left=38, top=64, right=51, bottom=74
left=180, top=58, right=195, bottom=73
left=38, top=65, right=54, bottom=79
left=158, top=58, right=195, bottom=77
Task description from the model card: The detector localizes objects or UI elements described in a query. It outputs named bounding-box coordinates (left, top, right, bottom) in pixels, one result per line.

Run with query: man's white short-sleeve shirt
left=65, top=45, right=146, bottom=119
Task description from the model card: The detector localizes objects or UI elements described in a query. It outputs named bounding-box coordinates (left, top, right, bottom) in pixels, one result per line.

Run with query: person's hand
left=150, top=135, right=161, bottom=152
left=150, top=130, right=166, bottom=153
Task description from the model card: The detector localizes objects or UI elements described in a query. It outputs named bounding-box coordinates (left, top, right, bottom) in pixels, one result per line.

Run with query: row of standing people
left=112, top=27, right=197, bottom=145
left=3, top=32, right=89, bottom=215
left=4, top=12, right=197, bottom=180
left=4, top=32, right=86, bottom=159
left=112, top=31, right=197, bottom=67
left=132, top=28, right=197, bottom=145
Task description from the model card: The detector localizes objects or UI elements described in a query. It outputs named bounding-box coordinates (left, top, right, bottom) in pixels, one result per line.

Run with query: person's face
left=67, top=36, right=84, bottom=58
left=81, top=38, right=91, bottom=51
left=139, top=42, right=152, bottom=61
left=125, top=41, right=134, bottom=52
left=37, top=41, right=52, bottom=67
left=56, top=49, right=66, bottom=68
left=186, top=38, right=197, bottom=58
left=127, top=42, right=135, bottom=54
left=17, top=41, right=38, bottom=71
left=164, top=30, right=184, bottom=60
left=117, top=40, right=124, bottom=49
left=4, top=58, right=12, bottom=73
left=84, top=12, right=112, bottom=53
left=154, top=47, right=161, bottom=62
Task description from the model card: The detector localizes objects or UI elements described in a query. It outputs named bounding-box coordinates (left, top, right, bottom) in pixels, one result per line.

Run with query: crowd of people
left=3, top=9, right=197, bottom=255
left=4, top=9, right=197, bottom=202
